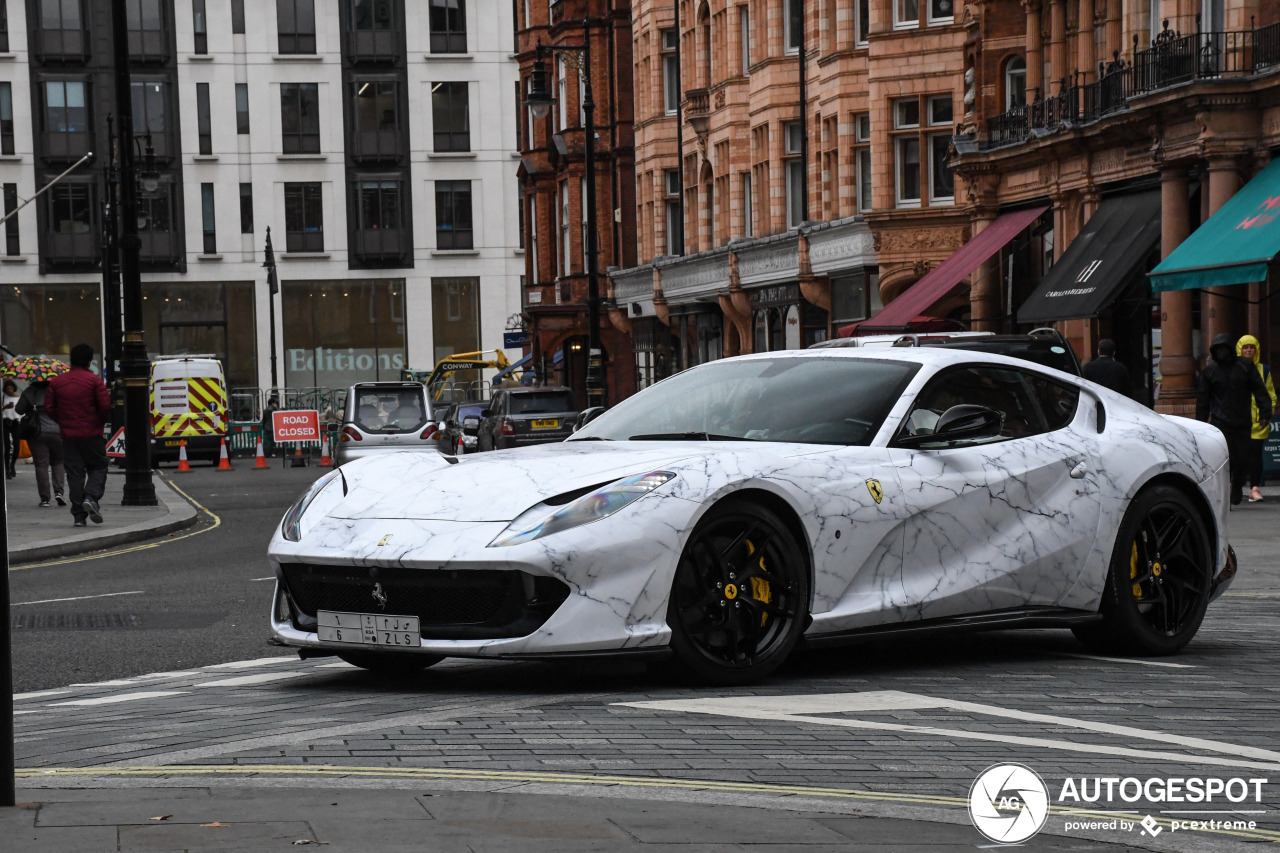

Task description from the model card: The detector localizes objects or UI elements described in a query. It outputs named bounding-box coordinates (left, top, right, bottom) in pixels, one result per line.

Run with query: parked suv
left=477, top=387, right=579, bottom=451
left=335, top=381, right=436, bottom=465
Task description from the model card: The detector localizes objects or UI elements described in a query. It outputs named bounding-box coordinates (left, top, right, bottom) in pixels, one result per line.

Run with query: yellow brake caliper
left=1130, top=541, right=1142, bottom=599
left=745, top=540, right=772, bottom=627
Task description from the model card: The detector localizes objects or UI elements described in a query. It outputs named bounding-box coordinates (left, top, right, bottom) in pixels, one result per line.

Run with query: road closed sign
left=272, top=410, right=321, bottom=443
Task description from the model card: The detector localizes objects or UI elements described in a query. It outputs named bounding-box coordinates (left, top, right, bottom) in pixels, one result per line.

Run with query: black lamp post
left=263, top=227, right=280, bottom=392
left=111, top=0, right=156, bottom=506
left=525, top=25, right=605, bottom=409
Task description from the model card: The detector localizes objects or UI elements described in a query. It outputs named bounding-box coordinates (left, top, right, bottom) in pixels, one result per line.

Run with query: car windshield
left=508, top=391, right=576, bottom=415
left=352, top=388, right=427, bottom=432
left=572, top=356, right=919, bottom=445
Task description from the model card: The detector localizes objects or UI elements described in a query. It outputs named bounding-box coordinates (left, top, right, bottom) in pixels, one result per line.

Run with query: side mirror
left=898, top=404, right=1003, bottom=447
left=573, top=406, right=606, bottom=432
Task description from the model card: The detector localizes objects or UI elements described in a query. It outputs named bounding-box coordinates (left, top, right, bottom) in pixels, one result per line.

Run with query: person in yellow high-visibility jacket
left=1237, top=334, right=1278, bottom=503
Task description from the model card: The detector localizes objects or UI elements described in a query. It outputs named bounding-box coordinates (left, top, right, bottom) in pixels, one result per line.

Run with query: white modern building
left=0, top=0, right=525, bottom=402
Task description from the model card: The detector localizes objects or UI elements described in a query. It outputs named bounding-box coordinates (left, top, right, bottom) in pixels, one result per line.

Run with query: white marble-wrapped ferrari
left=268, top=348, right=1235, bottom=684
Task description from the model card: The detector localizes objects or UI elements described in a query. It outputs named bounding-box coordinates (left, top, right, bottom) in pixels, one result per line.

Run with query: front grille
left=279, top=563, right=570, bottom=640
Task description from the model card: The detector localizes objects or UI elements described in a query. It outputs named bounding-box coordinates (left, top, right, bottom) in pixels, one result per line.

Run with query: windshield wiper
left=628, top=432, right=753, bottom=441
left=569, top=436, right=613, bottom=441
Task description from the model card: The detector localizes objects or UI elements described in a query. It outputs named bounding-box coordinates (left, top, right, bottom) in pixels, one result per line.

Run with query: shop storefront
left=0, top=283, right=103, bottom=366
left=141, top=281, right=258, bottom=389
left=282, top=278, right=407, bottom=390
left=750, top=284, right=827, bottom=351
left=670, top=305, right=722, bottom=371
left=632, top=316, right=678, bottom=391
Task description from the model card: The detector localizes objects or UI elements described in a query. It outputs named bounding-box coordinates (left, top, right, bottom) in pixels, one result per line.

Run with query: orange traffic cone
left=318, top=441, right=332, bottom=468
left=176, top=440, right=191, bottom=473
left=290, top=445, right=307, bottom=468
left=217, top=437, right=233, bottom=471
left=456, top=436, right=466, bottom=456
left=253, top=437, right=268, bottom=470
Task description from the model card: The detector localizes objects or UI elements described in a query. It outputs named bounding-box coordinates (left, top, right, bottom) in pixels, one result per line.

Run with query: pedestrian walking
left=15, top=379, right=67, bottom=507
left=1236, top=334, right=1277, bottom=503
left=45, top=344, right=111, bottom=527
left=263, top=393, right=280, bottom=457
left=1197, top=333, right=1273, bottom=506
left=2, top=378, right=20, bottom=478
left=1081, top=338, right=1133, bottom=398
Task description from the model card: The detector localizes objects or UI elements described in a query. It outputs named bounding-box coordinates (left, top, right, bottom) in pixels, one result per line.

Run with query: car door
left=887, top=364, right=1101, bottom=620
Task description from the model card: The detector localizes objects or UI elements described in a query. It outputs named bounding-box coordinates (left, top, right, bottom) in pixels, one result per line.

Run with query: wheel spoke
left=1153, top=510, right=1190, bottom=556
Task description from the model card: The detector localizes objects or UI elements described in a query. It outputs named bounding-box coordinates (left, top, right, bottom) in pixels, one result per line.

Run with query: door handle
left=1069, top=462, right=1088, bottom=479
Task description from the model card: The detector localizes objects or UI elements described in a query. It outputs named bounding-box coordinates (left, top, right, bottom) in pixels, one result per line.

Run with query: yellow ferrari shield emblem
left=378, top=534, right=393, bottom=547
left=724, top=583, right=739, bottom=600
left=866, top=479, right=883, bottom=504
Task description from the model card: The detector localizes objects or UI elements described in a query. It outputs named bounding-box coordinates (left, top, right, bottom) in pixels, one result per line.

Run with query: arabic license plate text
left=317, top=610, right=420, bottom=647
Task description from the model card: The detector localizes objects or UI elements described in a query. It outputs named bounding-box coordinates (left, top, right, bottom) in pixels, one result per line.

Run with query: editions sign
left=286, top=347, right=406, bottom=388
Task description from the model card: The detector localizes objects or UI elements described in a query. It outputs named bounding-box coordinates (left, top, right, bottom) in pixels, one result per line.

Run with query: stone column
left=1025, top=0, right=1043, bottom=102
left=970, top=215, right=1000, bottom=331
left=1078, top=0, right=1096, bottom=82
left=1156, top=167, right=1196, bottom=416
left=1203, top=157, right=1242, bottom=353
left=1049, top=0, right=1067, bottom=94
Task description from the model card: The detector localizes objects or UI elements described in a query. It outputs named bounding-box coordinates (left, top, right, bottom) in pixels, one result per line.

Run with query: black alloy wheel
left=667, top=500, right=809, bottom=685
left=337, top=651, right=444, bottom=673
left=1073, top=484, right=1213, bottom=655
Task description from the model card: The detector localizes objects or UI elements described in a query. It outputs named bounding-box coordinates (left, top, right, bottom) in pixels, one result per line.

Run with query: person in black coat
left=1081, top=339, right=1133, bottom=398
left=1197, top=333, right=1273, bottom=505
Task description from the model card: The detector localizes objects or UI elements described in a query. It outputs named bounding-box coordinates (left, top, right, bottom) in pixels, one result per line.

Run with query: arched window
left=1004, top=56, right=1026, bottom=110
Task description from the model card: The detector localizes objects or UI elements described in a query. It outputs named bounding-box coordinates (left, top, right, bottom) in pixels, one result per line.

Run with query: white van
left=149, top=356, right=229, bottom=463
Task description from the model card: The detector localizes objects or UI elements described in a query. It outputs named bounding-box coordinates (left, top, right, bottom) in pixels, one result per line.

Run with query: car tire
left=337, top=651, right=444, bottom=673
left=667, top=500, right=809, bottom=685
left=1072, top=484, right=1213, bottom=656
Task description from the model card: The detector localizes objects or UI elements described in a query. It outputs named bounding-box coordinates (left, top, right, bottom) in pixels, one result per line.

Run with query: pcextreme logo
left=968, top=763, right=1051, bottom=843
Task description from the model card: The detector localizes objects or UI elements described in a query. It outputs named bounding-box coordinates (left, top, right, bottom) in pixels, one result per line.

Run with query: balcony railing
left=353, top=228, right=405, bottom=261
left=980, top=17, right=1280, bottom=151
left=348, top=29, right=398, bottom=62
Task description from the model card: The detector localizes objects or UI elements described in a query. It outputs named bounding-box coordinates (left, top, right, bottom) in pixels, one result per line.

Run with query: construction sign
left=106, top=427, right=126, bottom=458
left=272, top=410, right=321, bottom=443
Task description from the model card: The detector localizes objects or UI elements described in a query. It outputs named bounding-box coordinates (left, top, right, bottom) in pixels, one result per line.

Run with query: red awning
left=846, top=206, right=1048, bottom=335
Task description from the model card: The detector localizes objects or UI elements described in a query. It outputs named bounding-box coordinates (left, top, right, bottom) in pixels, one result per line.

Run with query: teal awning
left=1149, top=158, right=1280, bottom=293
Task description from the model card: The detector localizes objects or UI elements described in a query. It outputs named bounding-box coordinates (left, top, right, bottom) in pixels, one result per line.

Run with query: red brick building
left=516, top=0, right=638, bottom=406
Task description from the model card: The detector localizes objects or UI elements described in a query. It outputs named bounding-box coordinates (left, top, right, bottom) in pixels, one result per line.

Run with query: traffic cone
left=253, top=437, right=268, bottom=470
left=290, top=445, right=307, bottom=468
left=216, top=437, right=233, bottom=471
left=456, top=436, right=466, bottom=456
left=318, top=442, right=332, bottom=468
left=176, top=440, right=191, bottom=473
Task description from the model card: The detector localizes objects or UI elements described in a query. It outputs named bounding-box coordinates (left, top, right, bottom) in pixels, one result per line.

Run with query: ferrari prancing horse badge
left=866, top=479, right=883, bottom=504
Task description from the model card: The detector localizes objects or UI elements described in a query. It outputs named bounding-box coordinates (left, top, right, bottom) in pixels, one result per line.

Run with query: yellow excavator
left=401, top=350, right=525, bottom=403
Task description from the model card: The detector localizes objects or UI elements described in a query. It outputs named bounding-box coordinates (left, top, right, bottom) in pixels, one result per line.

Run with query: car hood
left=329, top=441, right=816, bottom=522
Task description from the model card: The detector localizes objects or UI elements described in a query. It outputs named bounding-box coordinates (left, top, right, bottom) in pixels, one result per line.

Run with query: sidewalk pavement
left=3, top=460, right=197, bottom=564
left=3, top=479, right=1278, bottom=852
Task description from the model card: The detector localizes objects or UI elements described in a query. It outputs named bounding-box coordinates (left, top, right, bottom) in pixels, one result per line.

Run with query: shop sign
left=1263, top=416, right=1280, bottom=475
left=748, top=283, right=800, bottom=309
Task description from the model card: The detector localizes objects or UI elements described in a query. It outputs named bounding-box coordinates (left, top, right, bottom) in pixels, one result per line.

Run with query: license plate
left=317, top=610, right=420, bottom=647
left=163, top=440, right=183, bottom=447
left=531, top=419, right=559, bottom=429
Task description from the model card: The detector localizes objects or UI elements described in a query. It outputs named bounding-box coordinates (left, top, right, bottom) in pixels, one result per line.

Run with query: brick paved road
left=12, top=503, right=1280, bottom=852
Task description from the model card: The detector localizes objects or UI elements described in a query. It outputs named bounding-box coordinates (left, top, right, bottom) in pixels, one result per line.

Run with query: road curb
left=8, top=475, right=200, bottom=564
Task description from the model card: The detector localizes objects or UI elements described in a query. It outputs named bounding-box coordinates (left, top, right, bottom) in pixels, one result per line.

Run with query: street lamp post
left=524, top=23, right=606, bottom=409
left=111, top=0, right=157, bottom=506
left=263, top=227, right=280, bottom=392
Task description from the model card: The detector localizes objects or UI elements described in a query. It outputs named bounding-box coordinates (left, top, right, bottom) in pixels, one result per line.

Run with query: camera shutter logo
left=969, top=763, right=1050, bottom=844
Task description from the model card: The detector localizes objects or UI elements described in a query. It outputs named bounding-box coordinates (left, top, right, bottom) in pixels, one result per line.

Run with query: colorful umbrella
left=0, top=355, right=71, bottom=383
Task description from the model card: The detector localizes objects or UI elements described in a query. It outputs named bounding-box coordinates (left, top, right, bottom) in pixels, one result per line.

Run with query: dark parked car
left=437, top=400, right=488, bottom=455
left=477, top=386, right=579, bottom=451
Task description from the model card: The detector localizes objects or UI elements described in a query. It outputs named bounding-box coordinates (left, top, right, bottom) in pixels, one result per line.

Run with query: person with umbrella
left=16, top=375, right=67, bottom=508
left=1, top=353, right=73, bottom=482
left=2, top=378, right=19, bottom=478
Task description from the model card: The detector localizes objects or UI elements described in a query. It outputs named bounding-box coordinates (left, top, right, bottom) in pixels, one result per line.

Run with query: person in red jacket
left=45, top=344, right=111, bottom=527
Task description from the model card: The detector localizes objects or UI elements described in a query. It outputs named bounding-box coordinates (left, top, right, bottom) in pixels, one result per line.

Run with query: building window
left=739, top=6, right=749, bottom=74
left=280, top=83, right=320, bottom=154
left=348, top=0, right=393, bottom=29
left=784, top=0, right=802, bottom=53
left=894, top=98, right=919, bottom=129
left=137, top=183, right=172, bottom=235
left=661, top=29, right=678, bottom=115
left=0, top=1, right=8, bottom=53
left=895, top=137, right=921, bottom=206
left=201, top=183, right=216, bottom=254
left=431, top=278, right=480, bottom=365
left=927, top=0, right=954, bottom=24
left=282, top=280, right=406, bottom=389
left=352, top=80, right=398, bottom=160
left=277, top=0, right=316, bottom=54
left=664, top=169, right=683, bottom=255
left=528, top=192, right=538, bottom=281
left=741, top=172, right=752, bottom=237
left=558, top=180, right=569, bottom=275
left=855, top=0, right=869, bottom=46
left=0, top=83, right=13, bottom=155
left=232, top=0, right=245, bottom=34
left=195, top=82, right=211, bottom=154
left=784, top=121, right=804, bottom=229
left=239, top=183, right=253, bottom=234
left=432, top=81, right=469, bottom=152
left=927, top=95, right=953, bottom=203
left=131, top=81, right=168, bottom=150
left=235, top=83, right=249, bottom=134
left=517, top=183, right=524, bottom=249
left=284, top=182, right=323, bottom=252
left=1004, top=56, right=1026, bottom=109
left=43, top=80, right=90, bottom=159
left=894, top=0, right=918, bottom=28
left=357, top=179, right=400, bottom=229
left=3, top=183, right=19, bottom=255
left=429, top=0, right=466, bottom=54
left=435, top=180, right=472, bottom=249
left=49, top=183, right=93, bottom=233
left=125, top=0, right=164, bottom=58
left=193, top=0, right=207, bottom=53
left=853, top=113, right=871, bottom=213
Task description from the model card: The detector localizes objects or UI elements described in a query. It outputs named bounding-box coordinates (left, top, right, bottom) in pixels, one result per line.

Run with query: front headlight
left=281, top=469, right=345, bottom=542
left=489, top=471, right=676, bottom=547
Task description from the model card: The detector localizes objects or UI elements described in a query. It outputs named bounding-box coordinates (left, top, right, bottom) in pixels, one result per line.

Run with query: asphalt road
left=9, top=463, right=324, bottom=693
